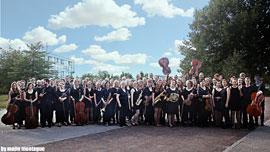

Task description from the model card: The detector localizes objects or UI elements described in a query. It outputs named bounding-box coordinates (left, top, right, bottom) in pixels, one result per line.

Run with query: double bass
left=1, top=95, right=19, bottom=125
left=25, top=93, right=38, bottom=129
left=74, top=89, right=87, bottom=125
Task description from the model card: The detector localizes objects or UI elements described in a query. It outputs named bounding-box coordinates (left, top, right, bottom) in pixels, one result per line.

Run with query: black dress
left=229, top=87, right=241, bottom=111
left=165, top=87, right=179, bottom=115
left=56, top=89, right=69, bottom=123
left=132, top=88, right=142, bottom=110
left=84, top=88, right=94, bottom=108
left=142, top=87, right=154, bottom=123
left=9, top=92, right=21, bottom=124
left=117, top=88, right=128, bottom=125
left=214, top=89, right=223, bottom=111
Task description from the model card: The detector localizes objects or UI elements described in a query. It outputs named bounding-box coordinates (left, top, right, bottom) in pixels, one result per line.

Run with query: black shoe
left=48, top=124, right=52, bottom=128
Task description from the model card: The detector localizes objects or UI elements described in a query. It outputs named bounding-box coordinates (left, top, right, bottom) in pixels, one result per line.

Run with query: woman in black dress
left=166, top=80, right=179, bottom=127
left=116, top=81, right=129, bottom=127
left=181, top=80, right=194, bottom=126
left=153, top=80, right=165, bottom=127
left=94, top=82, right=103, bottom=123
left=222, top=79, right=231, bottom=128
left=24, top=82, right=38, bottom=128
left=142, top=79, right=155, bottom=125
left=101, top=81, right=113, bottom=126
left=228, top=78, right=243, bottom=129
left=56, top=83, right=69, bottom=127
left=198, top=80, right=211, bottom=127
left=212, top=80, right=223, bottom=127
left=6, top=82, right=21, bottom=129
left=130, top=81, right=143, bottom=125
left=84, top=81, right=95, bottom=124
left=111, top=80, right=119, bottom=124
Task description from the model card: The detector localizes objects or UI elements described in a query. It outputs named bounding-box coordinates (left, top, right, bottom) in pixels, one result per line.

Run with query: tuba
left=168, top=93, right=179, bottom=103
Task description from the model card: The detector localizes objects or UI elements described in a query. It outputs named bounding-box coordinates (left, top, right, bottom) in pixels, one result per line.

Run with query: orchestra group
left=3, top=72, right=266, bottom=130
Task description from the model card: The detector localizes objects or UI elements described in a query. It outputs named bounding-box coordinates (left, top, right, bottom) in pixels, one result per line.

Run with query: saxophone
left=153, top=90, right=166, bottom=105
left=135, top=90, right=143, bottom=106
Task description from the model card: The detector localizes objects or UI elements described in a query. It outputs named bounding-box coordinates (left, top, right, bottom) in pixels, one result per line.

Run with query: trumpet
left=135, top=91, right=143, bottom=106
left=153, top=90, right=166, bottom=105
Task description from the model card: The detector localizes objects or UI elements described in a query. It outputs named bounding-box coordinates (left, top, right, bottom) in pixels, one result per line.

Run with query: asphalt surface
left=0, top=97, right=269, bottom=152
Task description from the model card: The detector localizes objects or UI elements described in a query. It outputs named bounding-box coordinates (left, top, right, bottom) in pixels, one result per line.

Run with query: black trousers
left=144, top=103, right=154, bottom=124
left=223, top=108, right=231, bottom=126
left=182, top=104, right=192, bottom=123
left=199, top=102, right=208, bottom=126
left=191, top=101, right=200, bottom=124
left=40, top=101, right=53, bottom=126
left=69, top=100, right=75, bottom=122
left=104, top=104, right=113, bottom=123
left=119, top=101, right=128, bottom=125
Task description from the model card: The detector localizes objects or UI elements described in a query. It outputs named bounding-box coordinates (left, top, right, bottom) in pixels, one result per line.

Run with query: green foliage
left=0, top=94, right=8, bottom=109
left=120, top=72, right=133, bottom=79
left=0, top=42, right=54, bottom=93
left=178, top=0, right=270, bottom=80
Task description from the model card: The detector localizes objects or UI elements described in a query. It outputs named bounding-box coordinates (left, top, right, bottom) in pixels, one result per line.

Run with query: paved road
left=0, top=97, right=269, bottom=152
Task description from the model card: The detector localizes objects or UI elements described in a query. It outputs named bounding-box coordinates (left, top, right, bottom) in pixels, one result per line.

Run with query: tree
left=178, top=0, right=270, bottom=81
left=120, top=72, right=133, bottom=79
left=140, top=71, right=148, bottom=79
left=0, top=42, right=54, bottom=93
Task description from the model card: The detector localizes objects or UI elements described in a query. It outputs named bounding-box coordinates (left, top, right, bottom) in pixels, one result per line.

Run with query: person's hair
left=27, top=82, right=34, bottom=89
left=10, top=82, right=18, bottom=94
left=120, top=81, right=126, bottom=87
left=44, top=78, right=49, bottom=83
left=113, top=80, right=119, bottom=87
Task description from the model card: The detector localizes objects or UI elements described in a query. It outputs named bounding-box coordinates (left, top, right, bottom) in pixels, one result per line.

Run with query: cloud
left=134, top=0, right=194, bottom=18
left=0, top=37, right=28, bottom=51
left=70, top=56, right=85, bottom=64
left=149, top=62, right=160, bottom=68
left=54, top=43, right=78, bottom=53
left=163, top=52, right=172, bottom=56
left=82, top=45, right=148, bottom=65
left=48, top=0, right=145, bottom=29
left=23, top=26, right=66, bottom=46
left=94, top=28, right=132, bottom=42
left=92, top=63, right=129, bottom=73
left=169, top=57, right=180, bottom=67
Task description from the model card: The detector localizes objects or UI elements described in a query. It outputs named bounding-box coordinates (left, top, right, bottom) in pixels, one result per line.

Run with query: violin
left=74, top=89, right=87, bottom=125
left=1, top=95, right=19, bottom=125
left=189, top=59, right=202, bottom=76
left=159, top=57, right=171, bottom=75
left=246, top=91, right=264, bottom=117
left=25, top=94, right=38, bottom=129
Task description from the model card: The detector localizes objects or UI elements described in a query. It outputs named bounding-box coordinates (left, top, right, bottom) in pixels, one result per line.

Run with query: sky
left=0, top=0, right=210, bottom=78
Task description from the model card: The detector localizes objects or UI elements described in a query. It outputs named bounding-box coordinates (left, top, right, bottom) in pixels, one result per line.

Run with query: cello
left=75, top=89, right=87, bottom=125
left=25, top=93, right=38, bottom=129
left=189, top=59, right=202, bottom=76
left=1, top=95, right=19, bottom=125
left=246, top=91, right=264, bottom=117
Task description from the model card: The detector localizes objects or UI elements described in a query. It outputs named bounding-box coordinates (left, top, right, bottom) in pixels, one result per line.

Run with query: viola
left=159, top=57, right=171, bottom=75
left=246, top=91, right=264, bottom=117
left=74, top=90, right=87, bottom=125
left=25, top=95, right=38, bottom=129
left=1, top=96, right=19, bottom=125
left=189, top=59, right=202, bottom=76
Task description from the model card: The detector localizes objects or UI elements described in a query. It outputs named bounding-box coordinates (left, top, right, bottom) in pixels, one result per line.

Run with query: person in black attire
left=165, top=80, right=179, bottom=127
left=84, top=81, right=95, bottom=124
left=40, top=79, right=55, bottom=128
left=212, top=80, right=223, bottom=127
left=56, top=83, right=69, bottom=127
left=70, top=79, right=84, bottom=125
left=142, top=79, right=155, bottom=125
left=241, top=77, right=256, bottom=129
left=181, top=80, right=194, bottom=126
left=255, top=77, right=266, bottom=126
left=24, top=82, right=38, bottom=129
left=116, top=81, right=129, bottom=127
left=94, top=82, right=103, bottom=123
left=222, top=79, right=231, bottom=128
left=6, top=82, right=22, bottom=129
left=130, top=80, right=144, bottom=125
left=34, top=80, right=43, bottom=126
left=198, top=79, right=211, bottom=127
left=153, top=80, right=165, bottom=127
left=101, top=81, right=113, bottom=126
left=110, top=80, right=119, bottom=124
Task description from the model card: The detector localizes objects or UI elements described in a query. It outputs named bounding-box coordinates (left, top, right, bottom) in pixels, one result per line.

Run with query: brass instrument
left=168, top=93, right=179, bottom=103
left=153, top=90, right=166, bottom=105
left=101, top=93, right=111, bottom=112
left=135, top=90, right=143, bottom=106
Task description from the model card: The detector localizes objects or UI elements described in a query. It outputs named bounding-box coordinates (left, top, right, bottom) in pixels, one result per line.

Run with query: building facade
left=45, top=54, right=75, bottom=78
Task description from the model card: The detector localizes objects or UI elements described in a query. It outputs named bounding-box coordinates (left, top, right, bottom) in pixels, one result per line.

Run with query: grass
left=0, top=94, right=8, bottom=109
